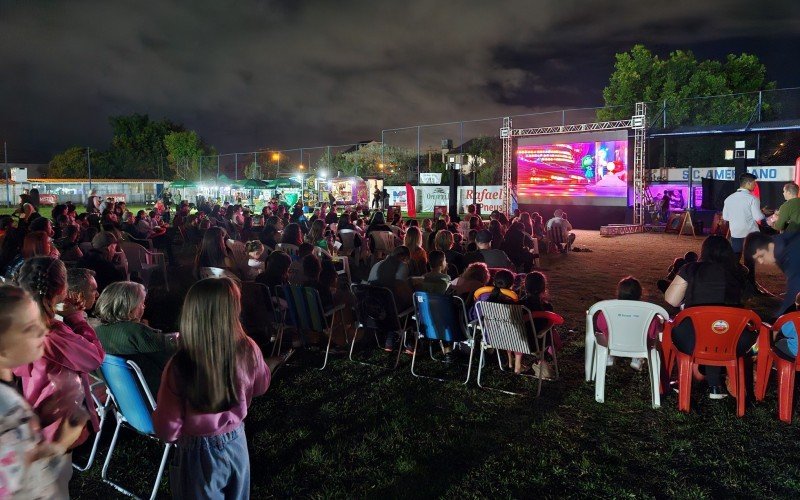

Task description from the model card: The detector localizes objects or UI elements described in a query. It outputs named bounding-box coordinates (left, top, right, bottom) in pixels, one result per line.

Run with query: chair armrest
left=323, top=303, right=346, bottom=317
left=397, top=306, right=414, bottom=318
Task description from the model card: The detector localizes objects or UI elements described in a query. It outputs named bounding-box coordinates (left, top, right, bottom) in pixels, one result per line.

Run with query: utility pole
left=87, top=147, right=92, bottom=191
left=4, top=142, right=9, bottom=207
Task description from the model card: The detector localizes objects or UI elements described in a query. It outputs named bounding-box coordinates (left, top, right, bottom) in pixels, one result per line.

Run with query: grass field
left=66, top=230, right=800, bottom=498
left=0, top=205, right=152, bottom=219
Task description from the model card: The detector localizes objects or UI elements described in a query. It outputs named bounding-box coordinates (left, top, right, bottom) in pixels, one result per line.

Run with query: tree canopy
left=598, top=45, right=776, bottom=126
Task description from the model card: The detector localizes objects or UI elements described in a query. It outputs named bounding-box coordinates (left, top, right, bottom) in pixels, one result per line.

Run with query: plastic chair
left=585, top=300, right=669, bottom=408
left=411, top=292, right=476, bottom=383
left=279, top=285, right=346, bottom=370
left=99, top=355, right=173, bottom=500
left=119, top=241, right=169, bottom=291
left=369, top=231, right=395, bottom=265
left=475, top=301, right=563, bottom=396
left=662, top=306, right=761, bottom=417
left=754, top=312, right=800, bottom=423
left=349, top=284, right=413, bottom=369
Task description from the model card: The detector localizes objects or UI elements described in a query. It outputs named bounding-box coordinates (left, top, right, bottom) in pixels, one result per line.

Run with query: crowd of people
left=0, top=178, right=797, bottom=498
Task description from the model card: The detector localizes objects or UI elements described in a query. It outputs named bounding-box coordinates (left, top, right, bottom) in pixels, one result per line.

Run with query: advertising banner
left=385, top=185, right=506, bottom=213
left=662, top=165, right=795, bottom=182
left=419, top=173, right=442, bottom=184
left=386, top=186, right=408, bottom=209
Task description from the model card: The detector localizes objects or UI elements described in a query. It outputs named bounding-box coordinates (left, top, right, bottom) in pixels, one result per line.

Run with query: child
left=472, top=270, right=521, bottom=371
left=245, top=240, right=265, bottom=281
left=153, top=278, right=281, bottom=498
left=595, top=276, right=660, bottom=371
left=657, top=251, right=698, bottom=292
left=518, top=271, right=558, bottom=378
left=0, top=285, right=88, bottom=498
left=419, top=250, right=450, bottom=295
left=12, top=257, right=104, bottom=492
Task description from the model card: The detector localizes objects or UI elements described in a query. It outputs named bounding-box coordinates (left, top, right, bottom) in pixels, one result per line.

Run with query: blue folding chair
left=411, top=292, right=477, bottom=383
left=349, top=284, right=414, bottom=369
left=100, top=355, right=173, bottom=500
left=280, top=285, right=346, bottom=370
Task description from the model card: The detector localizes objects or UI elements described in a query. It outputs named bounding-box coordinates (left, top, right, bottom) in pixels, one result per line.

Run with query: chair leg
left=678, top=357, right=693, bottom=413
left=477, top=347, right=487, bottom=389
left=777, top=362, right=796, bottom=424
left=394, top=331, right=405, bottom=369
left=755, top=351, right=774, bottom=401
left=549, top=330, right=559, bottom=380
left=649, top=347, right=661, bottom=409
left=594, top=345, right=608, bottom=403
left=348, top=326, right=362, bottom=362
left=319, top=327, right=335, bottom=371
left=464, top=339, right=476, bottom=385
left=72, top=398, right=109, bottom=472
left=149, top=444, right=172, bottom=500
left=735, top=360, right=746, bottom=418
left=410, top=334, right=421, bottom=378
left=585, top=333, right=596, bottom=382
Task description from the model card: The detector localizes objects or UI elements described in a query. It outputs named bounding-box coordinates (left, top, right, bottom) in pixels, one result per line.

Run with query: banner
left=460, top=186, right=504, bottom=213
left=419, top=186, right=450, bottom=212
left=660, top=165, right=795, bottom=182
left=385, top=185, right=506, bottom=213
left=405, top=183, right=416, bottom=217
left=386, top=186, right=408, bottom=209
left=419, top=173, right=442, bottom=184
left=39, top=194, right=58, bottom=206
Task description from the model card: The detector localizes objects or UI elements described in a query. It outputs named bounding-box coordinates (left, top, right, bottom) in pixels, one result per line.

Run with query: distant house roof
left=447, top=136, right=502, bottom=154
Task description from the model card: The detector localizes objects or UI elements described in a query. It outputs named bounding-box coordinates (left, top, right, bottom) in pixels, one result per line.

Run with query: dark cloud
left=0, top=0, right=798, bottom=162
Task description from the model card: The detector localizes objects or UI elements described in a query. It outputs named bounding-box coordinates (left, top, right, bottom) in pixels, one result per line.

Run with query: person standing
left=722, top=173, right=764, bottom=289
left=771, top=182, right=800, bottom=233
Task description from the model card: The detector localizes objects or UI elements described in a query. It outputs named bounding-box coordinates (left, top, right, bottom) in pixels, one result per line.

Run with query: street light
left=271, top=152, right=280, bottom=162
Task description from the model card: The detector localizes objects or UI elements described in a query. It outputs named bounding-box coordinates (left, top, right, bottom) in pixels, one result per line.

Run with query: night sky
left=1, top=0, right=799, bottom=162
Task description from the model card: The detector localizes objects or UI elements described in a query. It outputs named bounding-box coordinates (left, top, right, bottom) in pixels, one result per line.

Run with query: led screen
left=517, top=135, right=628, bottom=206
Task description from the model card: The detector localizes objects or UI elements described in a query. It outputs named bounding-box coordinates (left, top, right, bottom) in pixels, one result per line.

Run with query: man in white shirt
left=722, top=172, right=765, bottom=288
left=546, top=209, right=576, bottom=253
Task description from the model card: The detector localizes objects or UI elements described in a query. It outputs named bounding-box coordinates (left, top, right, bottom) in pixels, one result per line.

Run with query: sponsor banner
left=385, top=185, right=506, bottom=213
left=107, top=194, right=127, bottom=203
left=39, top=194, right=58, bottom=205
left=660, top=165, right=795, bottom=182
left=419, top=173, right=442, bottom=184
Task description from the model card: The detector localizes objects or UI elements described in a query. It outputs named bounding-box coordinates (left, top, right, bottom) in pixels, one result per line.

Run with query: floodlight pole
left=87, top=147, right=92, bottom=191
left=4, top=141, right=9, bottom=207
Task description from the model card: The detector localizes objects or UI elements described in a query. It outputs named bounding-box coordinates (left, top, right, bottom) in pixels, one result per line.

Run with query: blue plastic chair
left=100, top=354, right=173, bottom=500
left=280, top=285, right=346, bottom=370
left=349, top=284, right=414, bottom=369
left=411, top=292, right=476, bottom=383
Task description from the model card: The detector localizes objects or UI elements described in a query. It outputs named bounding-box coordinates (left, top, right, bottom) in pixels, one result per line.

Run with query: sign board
left=419, top=173, right=442, bottom=185
left=386, top=187, right=408, bottom=209
left=664, top=211, right=696, bottom=237
left=433, top=205, right=447, bottom=218
left=106, top=194, right=127, bottom=203
left=661, top=165, right=795, bottom=183
left=38, top=194, right=58, bottom=206
left=385, top=185, right=506, bottom=213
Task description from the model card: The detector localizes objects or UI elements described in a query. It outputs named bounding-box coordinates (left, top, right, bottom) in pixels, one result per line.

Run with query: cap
left=475, top=229, right=492, bottom=244
left=91, top=231, right=118, bottom=249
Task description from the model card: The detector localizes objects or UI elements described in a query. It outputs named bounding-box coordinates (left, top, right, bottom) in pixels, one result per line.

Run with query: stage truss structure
left=501, top=102, right=648, bottom=225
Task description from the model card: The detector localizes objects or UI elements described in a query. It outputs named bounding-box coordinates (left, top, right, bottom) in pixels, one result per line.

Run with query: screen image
left=517, top=136, right=628, bottom=205
left=646, top=184, right=703, bottom=211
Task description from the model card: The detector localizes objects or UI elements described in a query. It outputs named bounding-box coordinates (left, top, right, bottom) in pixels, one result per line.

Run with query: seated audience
left=657, top=251, right=698, bottom=293
left=464, top=230, right=513, bottom=269
left=256, top=251, right=292, bottom=290
left=404, top=226, right=428, bottom=277
left=418, top=250, right=451, bottom=295
left=452, top=262, right=490, bottom=301
left=245, top=240, right=265, bottom=281
left=94, top=281, right=174, bottom=394
left=546, top=209, right=576, bottom=253
left=76, top=232, right=127, bottom=292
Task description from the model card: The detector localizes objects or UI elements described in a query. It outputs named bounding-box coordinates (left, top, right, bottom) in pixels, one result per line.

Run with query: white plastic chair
left=119, top=241, right=168, bottom=291
left=585, top=300, right=669, bottom=409
left=369, top=231, right=395, bottom=265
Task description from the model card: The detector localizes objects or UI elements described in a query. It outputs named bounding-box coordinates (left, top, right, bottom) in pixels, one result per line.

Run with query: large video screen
left=517, top=133, right=628, bottom=206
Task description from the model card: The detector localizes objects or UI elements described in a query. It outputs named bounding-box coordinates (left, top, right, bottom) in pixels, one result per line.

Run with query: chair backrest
left=350, top=283, right=404, bottom=331
left=370, top=231, right=395, bottom=253
left=671, top=306, right=761, bottom=362
left=119, top=241, right=146, bottom=273
left=226, top=239, right=250, bottom=276
left=100, top=355, right=156, bottom=435
left=197, top=266, right=237, bottom=280
left=772, top=311, right=800, bottom=368
left=280, top=285, right=327, bottom=332
left=338, top=229, right=356, bottom=248
left=413, top=292, right=471, bottom=342
left=275, top=243, right=300, bottom=257
left=475, top=301, right=536, bottom=354
left=239, top=282, right=273, bottom=341
left=587, top=300, right=669, bottom=355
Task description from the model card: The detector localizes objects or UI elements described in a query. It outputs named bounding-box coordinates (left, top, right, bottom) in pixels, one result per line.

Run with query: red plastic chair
left=754, top=312, right=800, bottom=423
left=662, top=306, right=761, bottom=417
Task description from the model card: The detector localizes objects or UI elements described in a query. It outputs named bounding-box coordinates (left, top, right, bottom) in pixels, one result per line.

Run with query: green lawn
left=0, top=205, right=152, bottom=219
left=65, top=231, right=800, bottom=498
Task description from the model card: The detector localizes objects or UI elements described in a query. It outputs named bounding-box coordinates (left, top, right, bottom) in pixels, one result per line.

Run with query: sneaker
left=629, top=358, right=644, bottom=371
left=708, top=386, right=729, bottom=400
left=606, top=355, right=615, bottom=367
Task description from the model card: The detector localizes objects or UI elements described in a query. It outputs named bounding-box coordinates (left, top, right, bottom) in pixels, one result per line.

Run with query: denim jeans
left=170, top=425, right=250, bottom=499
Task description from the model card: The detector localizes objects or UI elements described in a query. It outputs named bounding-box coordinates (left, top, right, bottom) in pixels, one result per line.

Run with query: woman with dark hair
left=195, top=226, right=235, bottom=273
left=5, top=231, right=56, bottom=279
left=366, top=211, right=391, bottom=234
left=531, top=212, right=546, bottom=240
left=256, top=251, right=292, bottom=290
left=488, top=219, right=505, bottom=249
left=58, top=224, right=84, bottom=261
left=664, top=235, right=754, bottom=399
left=501, top=222, right=537, bottom=272
left=280, top=223, right=304, bottom=247
left=519, top=212, right=533, bottom=235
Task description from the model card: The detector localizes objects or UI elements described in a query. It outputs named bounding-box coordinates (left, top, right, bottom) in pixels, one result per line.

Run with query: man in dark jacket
left=745, top=230, right=800, bottom=317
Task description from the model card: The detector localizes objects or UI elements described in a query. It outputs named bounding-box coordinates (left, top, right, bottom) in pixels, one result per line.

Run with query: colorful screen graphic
left=517, top=137, right=628, bottom=205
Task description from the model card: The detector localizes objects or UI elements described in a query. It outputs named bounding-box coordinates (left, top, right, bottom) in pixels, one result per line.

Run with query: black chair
left=349, top=283, right=413, bottom=369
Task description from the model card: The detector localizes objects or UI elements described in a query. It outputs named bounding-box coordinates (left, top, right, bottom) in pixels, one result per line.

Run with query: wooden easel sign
left=664, top=211, right=696, bottom=237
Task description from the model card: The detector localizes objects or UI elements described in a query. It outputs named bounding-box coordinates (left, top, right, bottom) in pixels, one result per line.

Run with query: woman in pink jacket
left=13, top=257, right=105, bottom=489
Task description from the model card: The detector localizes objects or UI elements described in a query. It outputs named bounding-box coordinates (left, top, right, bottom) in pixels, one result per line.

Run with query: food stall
left=328, top=176, right=368, bottom=206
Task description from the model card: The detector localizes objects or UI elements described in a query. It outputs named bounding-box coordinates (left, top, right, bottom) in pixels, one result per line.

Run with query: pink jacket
left=13, top=311, right=105, bottom=445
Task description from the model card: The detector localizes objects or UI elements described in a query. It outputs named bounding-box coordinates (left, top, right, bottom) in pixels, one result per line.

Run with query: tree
left=598, top=45, right=776, bottom=125
left=243, top=161, right=263, bottom=180
left=164, top=130, right=206, bottom=179
left=48, top=147, right=89, bottom=178
left=105, top=114, right=182, bottom=178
